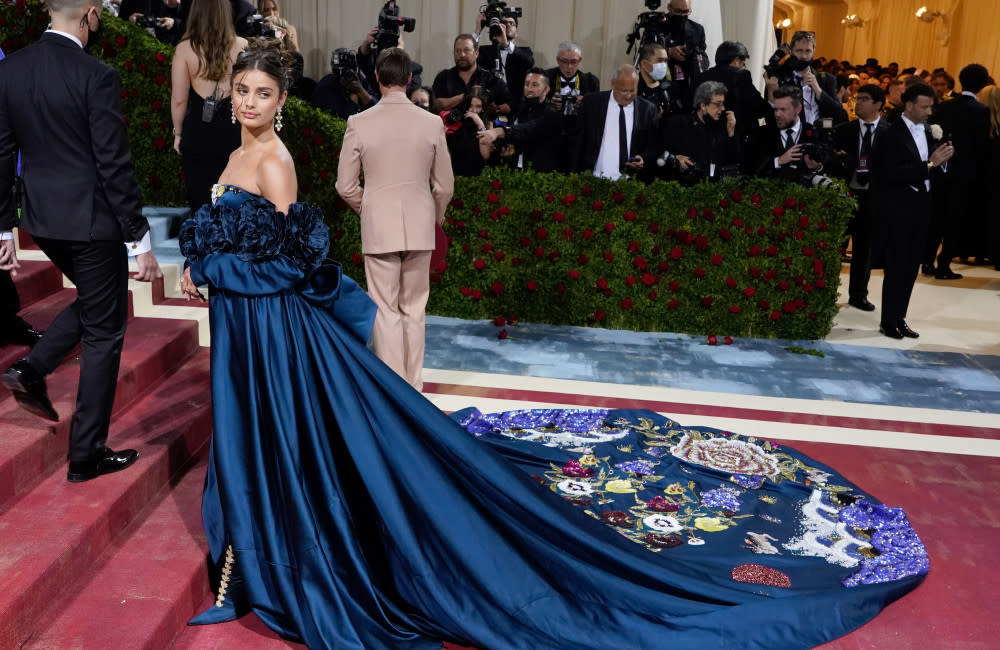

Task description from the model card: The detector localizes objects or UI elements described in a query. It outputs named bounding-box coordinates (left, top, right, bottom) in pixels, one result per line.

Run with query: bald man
left=570, top=65, right=660, bottom=180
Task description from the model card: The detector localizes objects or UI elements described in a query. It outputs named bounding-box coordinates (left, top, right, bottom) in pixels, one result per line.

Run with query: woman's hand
left=173, top=134, right=182, bottom=155
left=466, top=111, right=485, bottom=130
left=181, top=266, right=206, bottom=301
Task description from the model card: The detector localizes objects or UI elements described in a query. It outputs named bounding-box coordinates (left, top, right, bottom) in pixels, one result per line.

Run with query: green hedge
left=2, top=1, right=853, bottom=339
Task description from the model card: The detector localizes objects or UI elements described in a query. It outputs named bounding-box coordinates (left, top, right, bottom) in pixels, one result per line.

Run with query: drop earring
left=231, top=104, right=236, bottom=124
left=274, top=106, right=283, bottom=131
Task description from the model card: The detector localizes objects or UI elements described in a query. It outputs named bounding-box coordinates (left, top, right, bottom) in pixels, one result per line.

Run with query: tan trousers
left=364, top=250, right=432, bottom=391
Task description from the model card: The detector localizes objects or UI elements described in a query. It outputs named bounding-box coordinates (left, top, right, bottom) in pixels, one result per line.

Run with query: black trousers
left=0, top=269, right=20, bottom=330
left=847, top=190, right=874, bottom=301
left=26, top=238, right=128, bottom=463
left=881, top=195, right=932, bottom=326
left=923, top=174, right=951, bottom=268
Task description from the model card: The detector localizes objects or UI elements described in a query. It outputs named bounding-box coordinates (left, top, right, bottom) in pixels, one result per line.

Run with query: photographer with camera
left=636, top=42, right=674, bottom=117
left=311, top=48, right=376, bottom=120
left=258, top=1, right=298, bottom=51
left=432, top=34, right=512, bottom=116
left=476, top=2, right=533, bottom=110
left=357, top=2, right=422, bottom=102
left=746, top=86, right=830, bottom=185
left=545, top=41, right=600, bottom=112
left=698, top=41, right=772, bottom=138
left=228, top=0, right=257, bottom=37
left=120, top=0, right=187, bottom=45
left=440, top=86, right=496, bottom=177
left=477, top=68, right=564, bottom=172
left=765, top=31, right=846, bottom=127
left=662, top=0, right=708, bottom=113
left=656, top=80, right=740, bottom=186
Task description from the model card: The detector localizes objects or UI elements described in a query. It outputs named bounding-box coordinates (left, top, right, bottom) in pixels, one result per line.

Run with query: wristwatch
left=926, top=161, right=935, bottom=169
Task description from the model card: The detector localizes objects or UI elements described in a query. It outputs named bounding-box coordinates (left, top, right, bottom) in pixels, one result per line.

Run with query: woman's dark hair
left=182, top=0, right=237, bottom=81
left=232, top=37, right=295, bottom=94
left=461, top=85, right=492, bottom=112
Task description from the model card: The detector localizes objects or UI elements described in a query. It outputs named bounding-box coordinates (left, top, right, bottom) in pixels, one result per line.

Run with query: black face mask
left=669, top=14, right=689, bottom=29
left=522, top=95, right=543, bottom=106
left=791, top=57, right=812, bottom=72
left=80, top=8, right=100, bottom=43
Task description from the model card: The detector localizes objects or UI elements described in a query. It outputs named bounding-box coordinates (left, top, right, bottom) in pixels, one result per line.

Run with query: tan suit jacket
left=336, top=91, right=454, bottom=255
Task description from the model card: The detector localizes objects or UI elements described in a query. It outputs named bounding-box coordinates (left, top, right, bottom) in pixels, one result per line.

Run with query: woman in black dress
left=170, top=0, right=247, bottom=213
left=440, top=85, right=495, bottom=177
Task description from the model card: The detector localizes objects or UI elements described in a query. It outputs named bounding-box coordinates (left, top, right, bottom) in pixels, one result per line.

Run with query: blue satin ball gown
left=179, top=185, right=928, bottom=650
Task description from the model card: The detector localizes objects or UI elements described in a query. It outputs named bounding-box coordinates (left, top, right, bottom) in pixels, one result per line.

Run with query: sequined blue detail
left=615, top=460, right=657, bottom=475
left=460, top=408, right=613, bottom=438
left=701, top=487, right=744, bottom=512
left=731, top=474, right=766, bottom=489
left=840, top=501, right=930, bottom=586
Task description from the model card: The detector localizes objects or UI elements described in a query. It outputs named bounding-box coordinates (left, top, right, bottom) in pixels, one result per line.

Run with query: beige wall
left=278, top=1, right=777, bottom=90
left=776, top=0, right=999, bottom=78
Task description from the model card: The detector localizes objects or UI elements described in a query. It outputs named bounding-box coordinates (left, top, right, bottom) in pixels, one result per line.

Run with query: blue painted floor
left=424, top=315, right=1000, bottom=413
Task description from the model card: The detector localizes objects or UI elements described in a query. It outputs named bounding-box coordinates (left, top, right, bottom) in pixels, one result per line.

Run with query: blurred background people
left=433, top=34, right=511, bottom=116
left=477, top=13, right=533, bottom=110
left=120, top=0, right=187, bottom=45
left=257, top=0, right=298, bottom=51
left=170, top=0, right=246, bottom=213
left=478, top=68, right=564, bottom=172
left=985, top=85, right=1000, bottom=269
left=407, top=86, right=433, bottom=111
left=657, top=80, right=740, bottom=185
left=441, top=85, right=495, bottom=177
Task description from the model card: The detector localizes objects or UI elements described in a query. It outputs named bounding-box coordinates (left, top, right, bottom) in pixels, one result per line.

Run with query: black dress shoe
left=2, top=359, right=58, bottom=421
left=848, top=297, right=876, bottom=311
left=920, top=264, right=936, bottom=276
left=935, top=269, right=963, bottom=280
left=0, top=317, right=43, bottom=347
left=67, top=447, right=139, bottom=483
left=897, top=320, right=920, bottom=338
left=879, top=323, right=904, bottom=339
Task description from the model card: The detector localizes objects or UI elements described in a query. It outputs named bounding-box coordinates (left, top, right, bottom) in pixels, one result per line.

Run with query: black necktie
left=619, top=105, right=628, bottom=173
left=857, top=123, right=873, bottom=184
left=784, top=128, right=795, bottom=150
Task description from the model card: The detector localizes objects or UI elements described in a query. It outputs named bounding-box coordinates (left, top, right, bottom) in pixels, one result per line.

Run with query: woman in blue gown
left=179, top=41, right=929, bottom=649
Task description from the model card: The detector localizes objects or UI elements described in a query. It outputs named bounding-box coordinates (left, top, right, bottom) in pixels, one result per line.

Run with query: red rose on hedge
left=624, top=211, right=637, bottom=221
left=758, top=299, right=770, bottom=310
left=658, top=261, right=670, bottom=272
left=552, top=212, right=565, bottom=222
left=743, top=287, right=756, bottom=298
left=491, top=179, right=502, bottom=190
left=649, top=223, right=660, bottom=233
left=498, top=206, right=510, bottom=216
left=351, top=253, right=363, bottom=265
left=686, top=207, right=698, bottom=219
left=711, top=254, right=723, bottom=266
left=749, top=267, right=761, bottom=278
left=473, top=259, right=486, bottom=270
left=765, top=246, right=779, bottom=256
left=729, top=305, right=741, bottom=313
left=702, top=296, right=713, bottom=307
left=604, top=222, right=615, bottom=233
left=603, top=252, right=615, bottom=262
left=719, top=228, right=732, bottom=241
left=582, top=229, right=594, bottom=240
left=621, top=298, right=634, bottom=309
left=802, top=247, right=815, bottom=257
left=594, top=310, right=605, bottom=321
left=695, top=235, right=709, bottom=250
left=770, top=311, right=781, bottom=320
left=669, top=280, right=680, bottom=292
left=536, top=227, right=548, bottom=240
left=668, top=299, right=680, bottom=309
left=562, top=194, right=577, bottom=205
left=493, top=251, right=504, bottom=261
left=772, top=206, right=784, bottom=218
left=719, top=199, right=730, bottom=208
left=783, top=301, right=796, bottom=313
left=725, top=277, right=737, bottom=288
left=578, top=254, right=590, bottom=264
left=592, top=201, right=604, bottom=211
left=487, top=192, right=499, bottom=203
left=494, top=316, right=507, bottom=327
left=562, top=227, right=574, bottom=241
left=526, top=281, right=539, bottom=291
left=764, top=269, right=777, bottom=280
left=626, top=276, right=637, bottom=286
left=694, top=268, right=706, bottom=278
left=460, top=287, right=473, bottom=296
left=633, top=256, right=647, bottom=269
left=569, top=270, right=580, bottom=279
left=596, top=278, right=609, bottom=290
left=778, top=280, right=790, bottom=291
left=670, top=247, right=684, bottom=260
left=546, top=192, right=555, bottom=203
left=748, top=245, right=762, bottom=257
left=703, top=208, right=715, bottom=221
left=628, top=241, right=640, bottom=252
left=784, top=197, right=797, bottom=208
left=613, top=191, right=625, bottom=204
left=731, top=190, right=744, bottom=202
left=557, top=283, right=567, bottom=293
left=491, top=282, right=504, bottom=294
left=641, top=273, right=656, bottom=286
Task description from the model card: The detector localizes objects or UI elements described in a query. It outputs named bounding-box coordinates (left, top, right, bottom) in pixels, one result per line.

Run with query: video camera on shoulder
left=480, top=0, right=522, bottom=42
left=331, top=48, right=361, bottom=90
left=375, top=1, right=416, bottom=58
left=247, top=14, right=277, bottom=39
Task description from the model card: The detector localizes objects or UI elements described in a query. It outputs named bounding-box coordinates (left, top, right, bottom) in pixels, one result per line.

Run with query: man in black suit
left=697, top=41, right=772, bottom=137
left=0, top=0, right=163, bottom=482
left=119, top=0, right=187, bottom=46
left=745, top=86, right=825, bottom=182
left=831, top=84, right=889, bottom=311
left=662, top=0, right=709, bottom=114
left=926, top=63, right=992, bottom=277
left=544, top=41, right=600, bottom=111
left=766, top=31, right=846, bottom=126
left=477, top=14, right=534, bottom=111
left=570, top=65, right=659, bottom=181
left=477, top=69, right=563, bottom=173
left=869, top=83, right=954, bottom=339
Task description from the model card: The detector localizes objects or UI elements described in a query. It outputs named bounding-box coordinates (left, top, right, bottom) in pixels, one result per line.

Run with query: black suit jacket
left=570, top=92, right=659, bottom=174
left=696, top=64, right=772, bottom=133
left=502, top=101, right=564, bottom=173
left=544, top=68, right=600, bottom=99
left=478, top=44, right=534, bottom=108
left=933, top=94, right=990, bottom=181
left=830, top=118, right=888, bottom=185
left=745, top=120, right=821, bottom=181
left=0, top=33, right=147, bottom=241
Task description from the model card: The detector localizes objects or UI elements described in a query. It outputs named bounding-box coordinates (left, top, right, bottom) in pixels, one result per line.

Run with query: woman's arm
left=170, top=41, right=191, bottom=154
left=287, top=24, right=299, bottom=52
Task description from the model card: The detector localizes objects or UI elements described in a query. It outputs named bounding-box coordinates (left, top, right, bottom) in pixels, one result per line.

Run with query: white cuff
left=0, top=231, right=13, bottom=241
left=125, top=231, right=152, bottom=256
left=774, top=157, right=781, bottom=169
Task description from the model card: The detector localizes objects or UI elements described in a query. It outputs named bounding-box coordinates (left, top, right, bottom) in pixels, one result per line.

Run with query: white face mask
left=650, top=62, right=668, bottom=81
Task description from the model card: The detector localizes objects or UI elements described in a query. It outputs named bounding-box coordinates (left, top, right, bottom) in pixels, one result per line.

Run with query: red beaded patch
left=731, top=563, right=792, bottom=588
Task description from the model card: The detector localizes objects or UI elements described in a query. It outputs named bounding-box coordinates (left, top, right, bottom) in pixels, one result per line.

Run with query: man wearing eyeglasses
left=697, top=41, right=772, bottom=137
left=656, top=80, right=740, bottom=185
left=476, top=14, right=534, bottom=110
left=544, top=40, right=600, bottom=113
left=0, top=0, right=162, bottom=483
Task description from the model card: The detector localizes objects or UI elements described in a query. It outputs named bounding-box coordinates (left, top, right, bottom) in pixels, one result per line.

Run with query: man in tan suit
left=336, top=47, right=454, bottom=391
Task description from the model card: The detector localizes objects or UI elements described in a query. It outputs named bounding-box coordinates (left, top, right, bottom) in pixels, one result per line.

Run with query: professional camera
left=374, top=1, right=416, bottom=58
left=764, top=43, right=815, bottom=85
left=247, top=14, right=277, bottom=39
left=625, top=0, right=708, bottom=73
left=331, top=48, right=361, bottom=90
left=135, top=15, right=160, bottom=30
left=560, top=88, right=580, bottom=116
left=480, top=0, right=523, bottom=42
left=796, top=117, right=837, bottom=188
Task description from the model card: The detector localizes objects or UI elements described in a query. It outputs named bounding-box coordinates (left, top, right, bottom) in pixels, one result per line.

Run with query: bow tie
left=561, top=77, right=576, bottom=88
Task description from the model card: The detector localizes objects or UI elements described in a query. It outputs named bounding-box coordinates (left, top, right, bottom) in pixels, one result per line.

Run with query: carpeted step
left=0, top=288, right=77, bottom=372
left=0, top=315, right=200, bottom=509
left=10, top=259, right=64, bottom=310
left=25, top=459, right=211, bottom=650
left=0, top=349, right=213, bottom=649
left=16, top=229, right=38, bottom=250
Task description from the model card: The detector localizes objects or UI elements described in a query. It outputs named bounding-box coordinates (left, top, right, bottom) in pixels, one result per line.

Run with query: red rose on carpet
left=712, top=254, right=724, bottom=266
left=494, top=316, right=507, bottom=327
left=498, top=329, right=508, bottom=340
left=708, top=335, right=718, bottom=345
